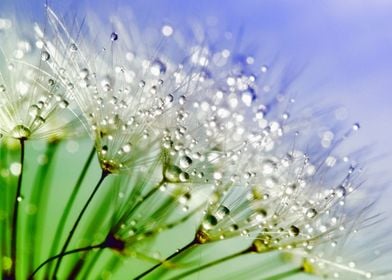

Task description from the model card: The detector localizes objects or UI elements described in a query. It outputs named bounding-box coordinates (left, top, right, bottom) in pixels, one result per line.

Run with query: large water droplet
left=202, top=214, right=218, bottom=230
left=110, top=32, right=118, bottom=41
left=41, top=51, right=50, bottom=61
left=164, top=165, right=182, bottom=182
left=306, top=208, right=317, bottom=218
left=11, top=125, right=31, bottom=139
left=216, top=205, right=230, bottom=220
left=289, top=225, right=300, bottom=237
left=150, top=60, right=167, bottom=76
left=179, top=156, right=192, bottom=169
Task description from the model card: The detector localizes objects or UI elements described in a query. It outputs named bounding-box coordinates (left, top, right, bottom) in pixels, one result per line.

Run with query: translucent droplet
left=59, top=100, right=69, bottom=109
left=110, top=32, right=118, bottom=41
left=289, top=225, right=300, bottom=237
left=150, top=60, right=167, bottom=76
left=165, top=94, right=174, bottom=104
left=179, top=156, right=192, bottom=169
left=178, top=192, right=191, bottom=204
left=216, top=205, right=230, bottom=220
left=29, top=105, right=40, bottom=117
left=101, top=145, right=108, bottom=155
left=161, top=25, right=174, bottom=37
left=202, top=214, right=218, bottom=230
left=121, top=143, right=132, bottom=153
left=179, top=95, right=186, bottom=105
left=241, top=90, right=256, bottom=107
left=306, top=208, right=317, bottom=218
left=335, top=185, right=346, bottom=198
left=70, top=43, right=78, bottom=52
left=79, top=68, right=89, bottom=79
left=164, top=165, right=182, bottom=182
left=11, top=125, right=31, bottom=139
left=41, top=51, right=50, bottom=61
left=10, top=162, right=22, bottom=176
left=260, top=65, right=269, bottom=73
left=352, top=122, right=360, bottom=131
left=179, top=172, right=189, bottom=182
left=17, top=196, right=24, bottom=202
left=138, top=80, right=146, bottom=88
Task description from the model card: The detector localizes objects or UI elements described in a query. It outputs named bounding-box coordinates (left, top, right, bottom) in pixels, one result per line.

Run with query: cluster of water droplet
left=0, top=19, right=75, bottom=141
left=33, top=9, right=382, bottom=279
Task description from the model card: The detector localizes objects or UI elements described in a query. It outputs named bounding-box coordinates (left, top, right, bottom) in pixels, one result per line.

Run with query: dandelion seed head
left=0, top=19, right=78, bottom=141
left=25, top=7, right=392, bottom=279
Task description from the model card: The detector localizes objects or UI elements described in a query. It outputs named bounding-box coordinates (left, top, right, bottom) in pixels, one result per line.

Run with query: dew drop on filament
left=110, top=32, right=118, bottom=41
left=41, top=51, right=50, bottom=61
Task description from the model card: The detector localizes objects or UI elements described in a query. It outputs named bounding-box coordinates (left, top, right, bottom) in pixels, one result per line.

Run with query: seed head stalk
left=133, top=238, right=198, bottom=280
left=44, top=146, right=96, bottom=276
left=52, top=169, right=109, bottom=278
left=28, top=242, right=105, bottom=280
left=27, top=140, right=59, bottom=274
left=7, top=138, right=26, bottom=280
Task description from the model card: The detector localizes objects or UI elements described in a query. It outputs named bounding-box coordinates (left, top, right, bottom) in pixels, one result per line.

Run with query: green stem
left=133, top=239, right=197, bottom=280
left=27, top=141, right=59, bottom=274
left=29, top=242, right=105, bottom=280
left=77, top=249, right=104, bottom=279
left=120, top=179, right=164, bottom=225
left=52, top=170, right=109, bottom=278
left=262, top=266, right=303, bottom=280
left=45, top=146, right=95, bottom=276
left=166, top=249, right=248, bottom=280
left=7, top=139, right=25, bottom=280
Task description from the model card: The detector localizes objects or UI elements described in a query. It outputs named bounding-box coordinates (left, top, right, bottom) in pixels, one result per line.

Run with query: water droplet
left=121, top=143, right=132, bottom=153
left=161, top=24, right=174, bottom=37
left=306, top=208, right=317, bottom=218
left=110, top=32, right=118, bottom=41
left=179, top=95, right=186, bottom=105
left=179, top=172, right=189, bottom=182
left=241, top=90, right=256, bottom=106
left=138, top=80, right=146, bottom=88
left=11, top=125, right=31, bottom=139
left=79, top=68, right=89, bottom=79
left=335, top=185, right=346, bottom=198
left=260, top=65, right=269, bottom=73
left=289, top=225, right=300, bottom=237
left=178, top=192, right=191, bottom=204
left=164, top=165, right=182, bottom=182
left=10, top=162, right=22, bottom=176
left=101, top=145, right=108, bottom=155
left=179, top=156, right=192, bottom=169
left=41, top=51, right=50, bottom=61
left=352, top=122, right=360, bottom=131
left=69, top=43, right=78, bottom=52
left=29, top=105, right=40, bottom=117
left=150, top=60, right=167, bottom=76
left=59, top=100, right=69, bottom=109
left=17, top=196, right=24, bottom=202
left=216, top=205, right=230, bottom=220
left=202, top=214, right=218, bottom=230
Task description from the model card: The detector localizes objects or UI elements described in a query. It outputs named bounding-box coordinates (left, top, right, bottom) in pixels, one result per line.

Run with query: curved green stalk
left=29, top=242, right=105, bottom=280
left=26, top=141, right=59, bottom=274
left=52, top=170, right=109, bottom=278
left=7, top=139, right=25, bottom=280
left=133, top=239, right=197, bottom=280
left=166, top=249, right=247, bottom=280
left=44, top=146, right=95, bottom=277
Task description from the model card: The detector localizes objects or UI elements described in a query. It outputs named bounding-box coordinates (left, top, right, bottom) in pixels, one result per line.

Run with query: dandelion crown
left=0, top=3, right=390, bottom=280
